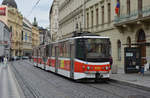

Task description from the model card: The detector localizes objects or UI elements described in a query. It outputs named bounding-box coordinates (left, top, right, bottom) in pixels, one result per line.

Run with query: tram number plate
left=95, top=67, right=101, bottom=70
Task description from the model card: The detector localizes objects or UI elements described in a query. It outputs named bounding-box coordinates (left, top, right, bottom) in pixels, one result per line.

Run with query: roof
left=2, top=0, right=17, bottom=9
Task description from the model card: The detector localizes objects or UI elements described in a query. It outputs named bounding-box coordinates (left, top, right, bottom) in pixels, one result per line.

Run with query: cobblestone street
left=10, top=60, right=150, bottom=98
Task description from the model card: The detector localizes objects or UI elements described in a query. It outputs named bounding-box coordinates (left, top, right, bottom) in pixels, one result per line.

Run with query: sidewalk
left=110, top=67, right=150, bottom=91
left=0, top=63, right=21, bottom=98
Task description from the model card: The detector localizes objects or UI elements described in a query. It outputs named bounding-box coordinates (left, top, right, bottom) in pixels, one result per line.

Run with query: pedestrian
left=140, top=66, right=144, bottom=76
left=4, top=56, right=8, bottom=67
left=109, top=55, right=113, bottom=69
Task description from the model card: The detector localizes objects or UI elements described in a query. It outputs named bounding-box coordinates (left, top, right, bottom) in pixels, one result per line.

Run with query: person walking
left=4, top=56, right=8, bottom=67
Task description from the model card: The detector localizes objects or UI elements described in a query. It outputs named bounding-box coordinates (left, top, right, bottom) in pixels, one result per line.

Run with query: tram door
left=124, top=47, right=141, bottom=73
left=70, top=43, right=74, bottom=79
left=55, top=46, right=59, bottom=73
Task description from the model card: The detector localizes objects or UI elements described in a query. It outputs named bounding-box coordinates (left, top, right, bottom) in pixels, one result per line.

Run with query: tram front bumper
left=84, top=71, right=110, bottom=79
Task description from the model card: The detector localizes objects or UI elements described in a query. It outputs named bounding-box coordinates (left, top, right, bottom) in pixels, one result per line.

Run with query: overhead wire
left=27, top=0, right=41, bottom=18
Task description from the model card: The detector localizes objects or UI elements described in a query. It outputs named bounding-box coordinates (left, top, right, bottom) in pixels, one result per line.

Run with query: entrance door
left=124, top=47, right=141, bottom=73
left=70, top=44, right=74, bottom=79
left=55, top=46, right=58, bottom=73
left=137, top=29, right=146, bottom=67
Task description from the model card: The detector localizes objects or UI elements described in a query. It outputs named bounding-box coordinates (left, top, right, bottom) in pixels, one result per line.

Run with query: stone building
left=52, top=0, right=150, bottom=72
left=49, top=0, right=59, bottom=41
left=32, top=17, right=40, bottom=48
left=22, top=17, right=32, bottom=57
left=0, top=0, right=23, bottom=56
left=58, top=0, right=85, bottom=39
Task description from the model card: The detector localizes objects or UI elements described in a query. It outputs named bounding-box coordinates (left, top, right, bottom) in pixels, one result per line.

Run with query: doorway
left=137, top=29, right=146, bottom=67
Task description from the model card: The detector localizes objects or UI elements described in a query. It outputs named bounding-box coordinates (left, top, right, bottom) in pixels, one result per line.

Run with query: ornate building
left=22, top=17, right=32, bottom=57
left=49, top=0, right=59, bottom=41
left=32, top=17, right=40, bottom=48
left=0, top=0, right=23, bottom=56
left=52, top=0, right=150, bottom=72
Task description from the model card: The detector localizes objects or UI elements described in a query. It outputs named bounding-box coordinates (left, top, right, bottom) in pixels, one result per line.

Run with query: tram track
left=21, top=60, right=149, bottom=98
left=10, top=60, right=150, bottom=98
left=13, top=61, right=70, bottom=98
left=11, top=62, right=43, bottom=98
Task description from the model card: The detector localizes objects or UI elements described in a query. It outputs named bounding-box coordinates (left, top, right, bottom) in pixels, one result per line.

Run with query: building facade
left=0, top=0, right=23, bottom=56
left=32, top=19, right=40, bottom=48
left=22, top=17, right=32, bottom=57
left=58, top=0, right=85, bottom=39
left=55, top=0, right=150, bottom=72
left=49, top=0, right=59, bottom=41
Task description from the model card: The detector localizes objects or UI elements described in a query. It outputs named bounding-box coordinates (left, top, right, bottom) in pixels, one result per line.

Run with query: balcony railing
left=114, top=5, right=150, bottom=23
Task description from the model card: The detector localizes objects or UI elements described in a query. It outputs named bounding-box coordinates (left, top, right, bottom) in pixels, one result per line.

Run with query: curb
left=9, top=62, right=26, bottom=98
left=110, top=78, right=150, bottom=92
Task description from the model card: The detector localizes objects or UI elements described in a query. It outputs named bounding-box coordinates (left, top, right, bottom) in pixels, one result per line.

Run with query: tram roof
left=49, top=36, right=109, bottom=44
left=34, top=36, right=110, bottom=49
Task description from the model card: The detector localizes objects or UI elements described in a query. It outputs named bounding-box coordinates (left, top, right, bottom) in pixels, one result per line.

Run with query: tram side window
left=65, top=42, right=69, bottom=58
left=33, top=49, right=35, bottom=56
left=41, top=47, right=45, bottom=57
left=59, top=43, right=63, bottom=57
left=46, top=45, right=50, bottom=57
left=32, top=49, right=34, bottom=56
left=76, top=39, right=85, bottom=60
left=52, top=45, right=55, bottom=57
left=35, top=49, right=37, bottom=57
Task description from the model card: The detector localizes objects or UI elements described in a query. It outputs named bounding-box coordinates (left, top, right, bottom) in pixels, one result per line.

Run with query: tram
left=32, top=32, right=111, bottom=80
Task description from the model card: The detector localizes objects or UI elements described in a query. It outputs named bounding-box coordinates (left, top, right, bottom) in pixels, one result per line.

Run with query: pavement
left=0, top=62, right=21, bottom=98
left=110, top=67, right=150, bottom=91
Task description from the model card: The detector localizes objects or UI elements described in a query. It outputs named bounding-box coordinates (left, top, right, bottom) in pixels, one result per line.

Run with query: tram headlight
left=87, top=66, right=90, bottom=70
left=105, top=66, right=109, bottom=70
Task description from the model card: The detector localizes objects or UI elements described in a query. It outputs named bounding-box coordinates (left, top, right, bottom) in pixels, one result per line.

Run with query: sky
left=0, top=0, right=53, bottom=28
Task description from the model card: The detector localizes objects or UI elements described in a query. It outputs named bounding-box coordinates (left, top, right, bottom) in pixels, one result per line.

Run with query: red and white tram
left=32, top=32, right=111, bottom=80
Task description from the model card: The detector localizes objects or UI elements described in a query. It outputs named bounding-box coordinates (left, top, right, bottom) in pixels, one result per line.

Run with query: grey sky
left=0, top=0, right=53, bottom=28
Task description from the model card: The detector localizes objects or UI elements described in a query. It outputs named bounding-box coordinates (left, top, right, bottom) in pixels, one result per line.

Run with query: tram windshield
left=76, top=38, right=111, bottom=62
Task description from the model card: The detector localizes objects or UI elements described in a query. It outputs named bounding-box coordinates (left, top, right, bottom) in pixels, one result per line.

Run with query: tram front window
left=76, top=38, right=110, bottom=62
left=85, top=38, right=110, bottom=62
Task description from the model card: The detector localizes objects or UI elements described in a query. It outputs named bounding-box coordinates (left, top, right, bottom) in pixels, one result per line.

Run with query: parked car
left=22, top=56, right=29, bottom=60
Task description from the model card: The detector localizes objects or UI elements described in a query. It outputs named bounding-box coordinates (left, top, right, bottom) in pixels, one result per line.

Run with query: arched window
left=127, top=36, right=131, bottom=47
left=10, top=26, right=12, bottom=32
left=117, top=40, right=121, bottom=60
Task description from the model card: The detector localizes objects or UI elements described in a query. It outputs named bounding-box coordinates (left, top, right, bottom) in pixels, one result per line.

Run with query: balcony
left=114, top=5, right=150, bottom=26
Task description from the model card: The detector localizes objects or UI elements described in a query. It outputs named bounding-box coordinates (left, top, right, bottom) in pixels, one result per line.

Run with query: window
left=117, top=40, right=121, bottom=60
left=76, top=39, right=85, bottom=60
left=10, top=26, right=12, bottom=32
left=91, top=10, right=94, bottom=27
left=127, top=37, right=131, bottom=48
left=101, top=6, right=104, bottom=24
left=87, top=13, right=89, bottom=28
left=108, top=3, right=111, bottom=23
left=127, top=0, right=130, bottom=15
left=22, top=31, right=23, bottom=40
left=46, top=45, right=50, bottom=57
left=96, top=8, right=99, bottom=25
